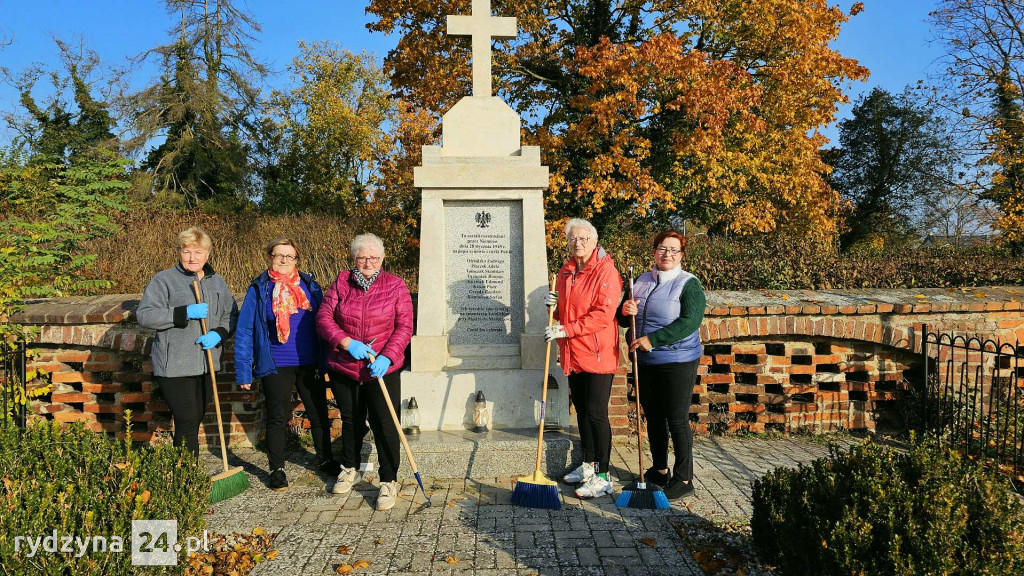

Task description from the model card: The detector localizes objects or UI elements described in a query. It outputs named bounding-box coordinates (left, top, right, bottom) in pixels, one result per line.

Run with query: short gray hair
left=564, top=218, right=598, bottom=241
left=350, top=233, right=385, bottom=257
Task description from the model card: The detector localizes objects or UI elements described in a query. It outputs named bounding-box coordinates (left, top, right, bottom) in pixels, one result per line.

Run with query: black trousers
left=638, top=360, right=698, bottom=483
left=328, top=371, right=401, bottom=482
left=261, top=365, right=333, bottom=471
left=155, top=374, right=211, bottom=458
left=568, top=371, right=614, bottom=474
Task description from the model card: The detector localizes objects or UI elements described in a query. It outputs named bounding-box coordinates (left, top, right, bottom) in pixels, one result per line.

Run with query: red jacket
left=555, top=247, right=622, bottom=375
left=316, top=270, right=414, bottom=382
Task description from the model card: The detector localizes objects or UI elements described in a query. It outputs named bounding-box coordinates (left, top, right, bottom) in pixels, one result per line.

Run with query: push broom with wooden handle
left=191, top=281, right=250, bottom=504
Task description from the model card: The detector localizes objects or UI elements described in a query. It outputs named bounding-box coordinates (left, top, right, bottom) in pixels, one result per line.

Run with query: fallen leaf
left=353, top=559, right=371, bottom=569
left=266, top=549, right=279, bottom=560
left=335, top=563, right=353, bottom=574
left=252, top=527, right=265, bottom=536
left=639, top=538, right=656, bottom=547
left=336, top=545, right=351, bottom=554
left=374, top=538, right=383, bottom=546
left=780, top=294, right=790, bottom=300
left=974, top=292, right=986, bottom=298
left=139, top=490, right=151, bottom=504
left=915, top=294, right=926, bottom=299
left=445, top=556, right=459, bottom=564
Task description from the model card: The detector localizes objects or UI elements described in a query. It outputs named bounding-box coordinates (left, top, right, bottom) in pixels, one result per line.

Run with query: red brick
left=838, top=305, right=857, bottom=314
left=52, top=411, right=97, bottom=423
left=856, top=305, right=876, bottom=314
left=117, top=392, right=151, bottom=404
left=83, top=362, right=120, bottom=372
left=875, top=303, right=894, bottom=313
left=82, top=383, right=121, bottom=394
left=51, top=392, right=93, bottom=404
left=54, top=351, right=91, bottom=363
left=82, top=402, right=120, bottom=414
left=700, top=374, right=734, bottom=385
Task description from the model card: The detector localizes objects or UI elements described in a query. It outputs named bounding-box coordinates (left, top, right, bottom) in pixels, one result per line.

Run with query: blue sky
left=0, top=0, right=945, bottom=145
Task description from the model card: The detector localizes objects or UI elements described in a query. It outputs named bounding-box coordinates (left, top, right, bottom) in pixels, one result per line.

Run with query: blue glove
left=368, top=355, right=392, bottom=378
left=346, top=339, right=377, bottom=360
left=186, top=303, right=208, bottom=319
left=196, top=331, right=221, bottom=350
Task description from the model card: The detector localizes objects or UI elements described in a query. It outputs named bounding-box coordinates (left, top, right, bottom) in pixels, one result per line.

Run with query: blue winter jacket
left=234, top=270, right=325, bottom=385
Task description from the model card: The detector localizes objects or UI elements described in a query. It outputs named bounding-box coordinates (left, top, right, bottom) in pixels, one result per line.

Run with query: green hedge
left=0, top=418, right=210, bottom=575
left=751, top=441, right=1024, bottom=575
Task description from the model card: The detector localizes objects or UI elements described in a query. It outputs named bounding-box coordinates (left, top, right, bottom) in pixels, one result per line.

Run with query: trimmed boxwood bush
left=0, top=418, right=210, bottom=575
left=751, top=441, right=1024, bottom=575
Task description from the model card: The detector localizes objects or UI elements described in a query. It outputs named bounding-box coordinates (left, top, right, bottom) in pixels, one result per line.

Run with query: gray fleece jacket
left=136, top=263, right=239, bottom=378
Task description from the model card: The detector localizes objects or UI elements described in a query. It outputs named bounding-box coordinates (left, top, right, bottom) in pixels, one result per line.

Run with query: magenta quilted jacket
left=315, top=270, right=414, bottom=382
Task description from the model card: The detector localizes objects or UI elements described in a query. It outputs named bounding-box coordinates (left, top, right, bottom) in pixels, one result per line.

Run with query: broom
left=366, top=351, right=432, bottom=507
left=191, top=281, right=251, bottom=504
left=615, top=267, right=670, bottom=510
left=510, top=274, right=562, bottom=510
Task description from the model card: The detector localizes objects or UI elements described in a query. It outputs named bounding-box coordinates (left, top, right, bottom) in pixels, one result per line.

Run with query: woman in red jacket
left=316, top=233, right=413, bottom=511
left=546, top=218, right=622, bottom=499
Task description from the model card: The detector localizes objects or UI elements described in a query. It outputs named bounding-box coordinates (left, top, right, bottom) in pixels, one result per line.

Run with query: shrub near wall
left=0, top=420, right=209, bottom=575
left=751, top=441, right=1024, bottom=575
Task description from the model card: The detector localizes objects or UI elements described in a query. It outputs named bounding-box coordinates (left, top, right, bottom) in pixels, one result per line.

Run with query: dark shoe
left=319, top=460, right=341, bottom=476
left=644, top=467, right=670, bottom=488
left=663, top=477, right=694, bottom=500
left=268, top=468, right=289, bottom=492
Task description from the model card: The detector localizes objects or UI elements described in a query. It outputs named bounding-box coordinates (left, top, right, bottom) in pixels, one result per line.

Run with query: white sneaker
left=331, top=466, right=360, bottom=495
left=376, top=481, right=399, bottom=511
left=574, top=474, right=613, bottom=499
left=563, top=462, right=595, bottom=484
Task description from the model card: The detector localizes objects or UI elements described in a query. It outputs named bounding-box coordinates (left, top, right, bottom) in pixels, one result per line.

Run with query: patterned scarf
left=352, top=268, right=381, bottom=292
left=268, top=269, right=312, bottom=343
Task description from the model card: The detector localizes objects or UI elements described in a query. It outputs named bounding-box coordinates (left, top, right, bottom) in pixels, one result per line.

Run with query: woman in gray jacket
left=136, top=227, right=238, bottom=457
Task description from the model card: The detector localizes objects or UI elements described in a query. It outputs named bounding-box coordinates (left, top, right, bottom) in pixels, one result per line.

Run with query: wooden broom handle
left=367, top=352, right=420, bottom=475
left=628, top=269, right=646, bottom=483
left=535, top=274, right=558, bottom=472
left=191, top=281, right=230, bottom=472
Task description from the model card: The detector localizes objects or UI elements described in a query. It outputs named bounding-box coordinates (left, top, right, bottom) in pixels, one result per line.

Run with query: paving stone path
left=204, top=435, right=853, bottom=575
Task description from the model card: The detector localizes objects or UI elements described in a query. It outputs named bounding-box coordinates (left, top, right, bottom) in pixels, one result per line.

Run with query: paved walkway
left=204, top=435, right=854, bottom=575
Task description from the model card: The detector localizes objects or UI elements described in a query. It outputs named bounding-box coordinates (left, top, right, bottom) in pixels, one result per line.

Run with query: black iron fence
left=919, top=324, right=1023, bottom=480
left=1, top=341, right=28, bottom=430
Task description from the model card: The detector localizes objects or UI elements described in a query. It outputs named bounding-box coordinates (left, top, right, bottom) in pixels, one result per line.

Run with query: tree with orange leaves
left=366, top=0, right=869, bottom=241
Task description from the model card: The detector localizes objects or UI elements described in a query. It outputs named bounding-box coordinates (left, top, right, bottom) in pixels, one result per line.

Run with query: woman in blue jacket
left=234, top=237, right=337, bottom=491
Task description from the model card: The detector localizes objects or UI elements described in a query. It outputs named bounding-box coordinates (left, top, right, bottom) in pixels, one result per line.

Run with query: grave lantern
left=403, top=397, right=421, bottom=435
left=473, top=390, right=489, bottom=432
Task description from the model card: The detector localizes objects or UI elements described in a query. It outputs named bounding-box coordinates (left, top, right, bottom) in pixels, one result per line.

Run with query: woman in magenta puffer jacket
left=316, top=233, right=413, bottom=511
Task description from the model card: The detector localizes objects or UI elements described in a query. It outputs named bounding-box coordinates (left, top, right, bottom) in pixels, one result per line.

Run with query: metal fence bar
left=0, top=342, right=27, bottom=430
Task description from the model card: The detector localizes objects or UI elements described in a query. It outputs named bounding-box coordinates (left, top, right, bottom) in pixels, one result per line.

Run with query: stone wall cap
left=9, top=287, right=1024, bottom=325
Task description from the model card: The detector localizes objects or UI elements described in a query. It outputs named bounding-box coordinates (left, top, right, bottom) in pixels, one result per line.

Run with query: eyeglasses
left=655, top=247, right=682, bottom=255
left=568, top=236, right=591, bottom=245
left=270, top=254, right=297, bottom=262
left=355, top=256, right=382, bottom=264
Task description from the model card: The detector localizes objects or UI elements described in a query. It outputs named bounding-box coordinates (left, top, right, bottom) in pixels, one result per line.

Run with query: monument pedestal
left=399, top=97, right=566, bottom=431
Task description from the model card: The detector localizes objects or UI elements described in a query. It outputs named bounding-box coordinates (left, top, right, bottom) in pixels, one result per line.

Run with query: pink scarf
left=268, top=269, right=312, bottom=343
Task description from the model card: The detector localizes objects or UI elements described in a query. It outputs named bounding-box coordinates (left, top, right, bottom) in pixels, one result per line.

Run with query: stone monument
left=402, top=0, right=569, bottom=430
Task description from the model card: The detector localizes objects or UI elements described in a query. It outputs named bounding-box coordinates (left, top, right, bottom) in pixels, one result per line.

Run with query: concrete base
left=358, top=427, right=581, bottom=480
left=399, top=368, right=569, bottom=430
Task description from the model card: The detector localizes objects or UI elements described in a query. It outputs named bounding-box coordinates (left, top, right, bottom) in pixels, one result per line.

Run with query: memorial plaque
left=445, top=200, right=524, bottom=345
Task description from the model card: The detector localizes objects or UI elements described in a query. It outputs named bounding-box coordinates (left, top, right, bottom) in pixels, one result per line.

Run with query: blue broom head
left=511, top=479, right=562, bottom=510
left=414, top=472, right=432, bottom=507
left=615, top=480, right=670, bottom=510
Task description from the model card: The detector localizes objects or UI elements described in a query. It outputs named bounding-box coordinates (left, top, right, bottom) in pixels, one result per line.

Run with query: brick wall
left=12, top=287, right=1024, bottom=445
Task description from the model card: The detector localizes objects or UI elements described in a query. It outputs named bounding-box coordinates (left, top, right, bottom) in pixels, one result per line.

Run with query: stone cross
left=446, top=0, right=517, bottom=97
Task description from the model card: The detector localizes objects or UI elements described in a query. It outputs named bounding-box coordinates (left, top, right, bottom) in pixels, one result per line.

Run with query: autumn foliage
left=366, top=0, right=869, bottom=241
